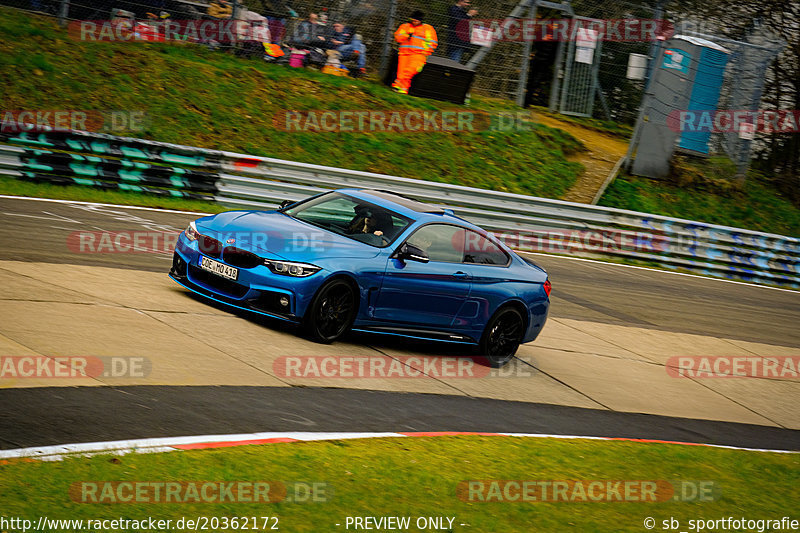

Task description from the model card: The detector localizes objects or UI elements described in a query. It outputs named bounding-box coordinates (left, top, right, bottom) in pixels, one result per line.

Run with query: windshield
left=283, top=192, right=413, bottom=248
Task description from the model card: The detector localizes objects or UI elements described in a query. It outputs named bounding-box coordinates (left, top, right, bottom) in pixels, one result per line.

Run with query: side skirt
left=351, top=326, right=477, bottom=345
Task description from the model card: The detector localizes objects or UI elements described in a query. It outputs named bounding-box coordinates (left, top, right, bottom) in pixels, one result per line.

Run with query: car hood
left=194, top=210, right=383, bottom=262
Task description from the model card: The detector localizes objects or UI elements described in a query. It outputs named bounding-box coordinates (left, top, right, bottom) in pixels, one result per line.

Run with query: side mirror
left=394, top=243, right=429, bottom=263
left=278, top=200, right=294, bottom=210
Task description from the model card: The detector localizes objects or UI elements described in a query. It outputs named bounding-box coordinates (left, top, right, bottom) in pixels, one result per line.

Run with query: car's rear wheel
left=479, top=306, right=524, bottom=368
left=304, top=279, right=357, bottom=343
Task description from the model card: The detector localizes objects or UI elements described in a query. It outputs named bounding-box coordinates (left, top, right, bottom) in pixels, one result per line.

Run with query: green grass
left=0, top=8, right=583, bottom=199
left=1, top=437, right=797, bottom=532
left=600, top=172, right=800, bottom=237
left=0, top=176, right=223, bottom=213
left=2, top=8, right=799, bottom=237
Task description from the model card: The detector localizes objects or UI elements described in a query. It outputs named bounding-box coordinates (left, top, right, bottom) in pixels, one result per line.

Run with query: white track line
left=0, top=194, right=210, bottom=215
left=0, top=432, right=795, bottom=462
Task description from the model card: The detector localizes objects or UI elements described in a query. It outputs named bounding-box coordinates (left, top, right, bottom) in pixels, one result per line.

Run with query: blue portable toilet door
left=678, top=45, right=730, bottom=154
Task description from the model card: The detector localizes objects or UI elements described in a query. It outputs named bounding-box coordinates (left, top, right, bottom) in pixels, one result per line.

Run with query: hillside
left=0, top=8, right=583, bottom=199
left=1, top=7, right=798, bottom=236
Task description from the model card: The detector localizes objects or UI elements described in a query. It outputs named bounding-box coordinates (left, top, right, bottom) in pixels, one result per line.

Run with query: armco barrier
left=1, top=130, right=798, bottom=289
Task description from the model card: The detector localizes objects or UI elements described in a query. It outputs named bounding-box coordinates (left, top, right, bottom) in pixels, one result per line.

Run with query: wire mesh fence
left=626, top=24, right=786, bottom=180
left=3, top=0, right=669, bottom=122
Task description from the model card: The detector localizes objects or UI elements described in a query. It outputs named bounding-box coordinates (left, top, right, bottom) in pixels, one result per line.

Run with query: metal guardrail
left=1, top=130, right=798, bottom=289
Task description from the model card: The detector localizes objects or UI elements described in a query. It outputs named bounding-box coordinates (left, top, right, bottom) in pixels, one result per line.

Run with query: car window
left=283, top=192, right=412, bottom=248
left=406, top=224, right=465, bottom=263
left=463, top=230, right=509, bottom=265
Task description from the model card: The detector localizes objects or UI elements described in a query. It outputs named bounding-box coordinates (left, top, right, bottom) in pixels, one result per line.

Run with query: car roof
left=342, top=188, right=496, bottom=232
left=341, top=187, right=474, bottom=221
left=329, top=189, right=516, bottom=253
left=344, top=189, right=445, bottom=214
left=372, top=191, right=447, bottom=213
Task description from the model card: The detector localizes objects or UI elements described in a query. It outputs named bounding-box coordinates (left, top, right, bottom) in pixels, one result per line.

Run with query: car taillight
left=543, top=279, right=552, bottom=297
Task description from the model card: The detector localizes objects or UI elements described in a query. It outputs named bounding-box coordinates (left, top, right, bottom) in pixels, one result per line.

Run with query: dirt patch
left=529, top=111, right=629, bottom=203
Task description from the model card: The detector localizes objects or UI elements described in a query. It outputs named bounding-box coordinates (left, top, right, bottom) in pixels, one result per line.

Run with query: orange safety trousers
left=393, top=54, right=428, bottom=92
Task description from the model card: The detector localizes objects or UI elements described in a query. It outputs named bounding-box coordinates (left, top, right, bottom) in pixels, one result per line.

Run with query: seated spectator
left=326, top=21, right=366, bottom=75
left=292, top=12, right=327, bottom=47
left=208, top=0, right=233, bottom=19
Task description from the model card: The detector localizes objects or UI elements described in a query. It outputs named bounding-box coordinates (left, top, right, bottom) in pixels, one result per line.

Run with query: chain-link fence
left=626, top=24, right=785, bottom=180
left=3, top=0, right=672, bottom=119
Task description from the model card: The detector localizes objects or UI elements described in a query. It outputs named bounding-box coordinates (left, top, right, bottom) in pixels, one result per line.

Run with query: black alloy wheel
left=305, top=279, right=357, bottom=343
left=479, top=307, right=524, bottom=368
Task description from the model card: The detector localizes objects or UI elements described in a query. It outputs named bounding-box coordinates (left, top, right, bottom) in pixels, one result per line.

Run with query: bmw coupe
left=169, top=189, right=550, bottom=367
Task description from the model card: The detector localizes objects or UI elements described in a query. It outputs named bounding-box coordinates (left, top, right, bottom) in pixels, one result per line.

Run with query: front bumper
left=169, top=238, right=323, bottom=322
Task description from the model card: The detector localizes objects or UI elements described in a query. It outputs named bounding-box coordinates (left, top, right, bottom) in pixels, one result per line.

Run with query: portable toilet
left=676, top=36, right=730, bottom=154
left=631, top=35, right=730, bottom=178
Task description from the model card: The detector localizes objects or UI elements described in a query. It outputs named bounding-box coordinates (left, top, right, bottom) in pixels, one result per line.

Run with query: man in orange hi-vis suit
left=392, top=10, right=438, bottom=94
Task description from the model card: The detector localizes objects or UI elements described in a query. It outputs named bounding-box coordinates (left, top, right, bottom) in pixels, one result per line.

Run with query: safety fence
left=2, top=0, right=663, bottom=119
left=0, top=129, right=797, bottom=288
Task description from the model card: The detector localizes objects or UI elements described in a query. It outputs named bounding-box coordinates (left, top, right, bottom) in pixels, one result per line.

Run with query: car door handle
left=452, top=271, right=470, bottom=279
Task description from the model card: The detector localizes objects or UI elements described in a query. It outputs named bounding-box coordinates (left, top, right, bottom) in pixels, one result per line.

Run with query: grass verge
left=600, top=171, right=800, bottom=237
left=1, top=436, right=797, bottom=532
left=2, top=8, right=798, bottom=235
left=0, top=8, right=583, bottom=199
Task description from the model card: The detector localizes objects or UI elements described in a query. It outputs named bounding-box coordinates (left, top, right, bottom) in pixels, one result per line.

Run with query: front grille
left=188, top=265, right=249, bottom=298
left=198, top=235, right=222, bottom=258
left=223, top=246, right=262, bottom=269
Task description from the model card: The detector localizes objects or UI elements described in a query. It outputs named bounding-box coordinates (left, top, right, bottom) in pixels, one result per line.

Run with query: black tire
left=478, top=306, right=524, bottom=368
left=304, top=279, right=357, bottom=343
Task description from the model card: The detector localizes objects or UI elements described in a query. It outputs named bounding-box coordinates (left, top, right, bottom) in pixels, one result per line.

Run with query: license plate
left=199, top=256, right=239, bottom=280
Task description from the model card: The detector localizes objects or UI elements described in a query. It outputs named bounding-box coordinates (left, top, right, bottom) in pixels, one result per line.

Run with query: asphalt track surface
left=2, top=386, right=798, bottom=451
left=1, top=196, right=798, bottom=450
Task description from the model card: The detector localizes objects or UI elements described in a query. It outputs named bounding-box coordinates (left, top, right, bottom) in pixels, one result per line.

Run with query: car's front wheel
left=304, top=279, right=357, bottom=343
left=479, top=306, right=524, bottom=368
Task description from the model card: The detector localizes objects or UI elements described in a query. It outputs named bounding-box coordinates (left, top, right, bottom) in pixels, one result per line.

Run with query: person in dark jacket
left=292, top=12, right=328, bottom=47
left=326, top=22, right=367, bottom=72
left=447, top=0, right=477, bottom=63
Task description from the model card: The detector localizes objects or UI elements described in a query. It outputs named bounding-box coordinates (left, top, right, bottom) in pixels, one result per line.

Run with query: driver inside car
left=348, top=206, right=393, bottom=238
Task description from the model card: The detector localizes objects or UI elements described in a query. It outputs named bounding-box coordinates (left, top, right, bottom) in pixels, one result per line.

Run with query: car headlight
left=264, top=259, right=321, bottom=277
left=184, top=220, right=200, bottom=241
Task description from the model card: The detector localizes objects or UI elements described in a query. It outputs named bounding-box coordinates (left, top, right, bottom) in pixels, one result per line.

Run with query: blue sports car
left=169, top=189, right=550, bottom=367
